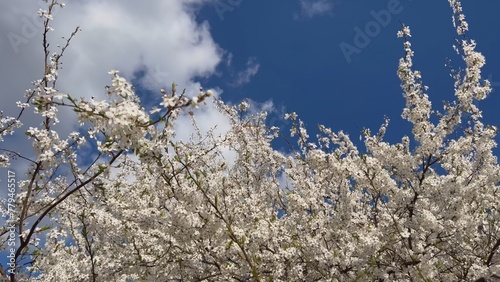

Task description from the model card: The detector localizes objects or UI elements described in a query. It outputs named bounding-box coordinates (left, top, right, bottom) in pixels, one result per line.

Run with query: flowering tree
left=1, top=0, right=499, bottom=281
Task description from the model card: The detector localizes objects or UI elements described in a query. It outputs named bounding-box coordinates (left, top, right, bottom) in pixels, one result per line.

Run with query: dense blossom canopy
left=1, top=0, right=499, bottom=281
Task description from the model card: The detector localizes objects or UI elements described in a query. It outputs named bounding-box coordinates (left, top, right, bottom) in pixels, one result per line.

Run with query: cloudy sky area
left=1, top=0, right=500, bottom=166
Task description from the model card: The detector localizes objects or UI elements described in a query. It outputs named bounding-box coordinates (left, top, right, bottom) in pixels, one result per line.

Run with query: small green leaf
left=98, top=164, right=107, bottom=173
left=38, top=226, right=51, bottom=232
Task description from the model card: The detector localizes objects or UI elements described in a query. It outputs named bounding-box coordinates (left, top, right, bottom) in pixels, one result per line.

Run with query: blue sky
left=198, top=0, right=500, bottom=145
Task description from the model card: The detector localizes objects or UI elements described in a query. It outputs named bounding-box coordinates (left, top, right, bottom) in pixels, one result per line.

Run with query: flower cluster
left=73, top=71, right=152, bottom=153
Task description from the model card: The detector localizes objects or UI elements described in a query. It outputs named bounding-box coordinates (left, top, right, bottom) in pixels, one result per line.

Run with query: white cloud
left=0, top=0, right=223, bottom=117
left=246, top=99, right=275, bottom=116
left=55, top=1, right=221, bottom=93
left=295, top=0, right=336, bottom=19
left=0, top=0, right=231, bottom=176
left=230, top=57, right=260, bottom=87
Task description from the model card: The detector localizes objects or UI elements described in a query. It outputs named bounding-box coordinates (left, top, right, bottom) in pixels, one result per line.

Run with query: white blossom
left=1, top=1, right=499, bottom=281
